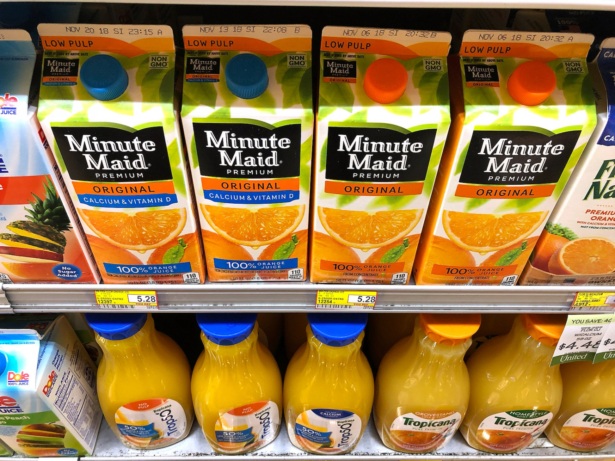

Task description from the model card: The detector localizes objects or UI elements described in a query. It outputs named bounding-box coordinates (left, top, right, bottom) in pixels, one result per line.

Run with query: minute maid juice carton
left=413, top=30, right=597, bottom=286
left=521, top=38, right=615, bottom=285
left=311, top=27, right=451, bottom=284
left=0, top=315, right=102, bottom=457
left=0, top=30, right=99, bottom=284
left=181, top=25, right=313, bottom=282
left=37, top=24, right=206, bottom=284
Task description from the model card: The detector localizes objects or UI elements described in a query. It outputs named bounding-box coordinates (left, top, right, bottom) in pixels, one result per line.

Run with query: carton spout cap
left=507, top=60, right=556, bottom=107
left=225, top=53, right=268, bottom=100
left=80, top=54, right=129, bottom=101
left=363, top=58, right=408, bottom=105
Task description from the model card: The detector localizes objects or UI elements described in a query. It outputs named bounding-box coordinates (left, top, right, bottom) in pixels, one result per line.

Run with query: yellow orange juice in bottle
left=192, top=313, right=282, bottom=454
left=546, top=360, right=615, bottom=451
left=284, top=313, right=373, bottom=454
left=462, top=314, right=566, bottom=453
left=374, top=313, right=480, bottom=453
left=86, top=313, right=193, bottom=449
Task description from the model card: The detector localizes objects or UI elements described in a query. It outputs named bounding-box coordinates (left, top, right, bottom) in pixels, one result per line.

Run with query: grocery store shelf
left=88, top=417, right=613, bottom=460
left=1, top=282, right=610, bottom=313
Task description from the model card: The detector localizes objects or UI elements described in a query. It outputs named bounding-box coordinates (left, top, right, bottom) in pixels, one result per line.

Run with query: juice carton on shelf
left=37, top=24, right=206, bottom=284
left=413, top=30, right=597, bottom=286
left=521, top=38, right=615, bottom=285
left=311, top=27, right=452, bottom=284
left=181, top=25, right=313, bottom=282
left=0, top=29, right=99, bottom=284
left=0, top=315, right=102, bottom=457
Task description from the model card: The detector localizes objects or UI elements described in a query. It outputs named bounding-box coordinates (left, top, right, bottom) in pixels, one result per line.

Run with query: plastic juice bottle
left=374, top=313, right=480, bottom=453
left=284, top=313, right=374, bottom=454
left=546, top=360, right=615, bottom=451
left=311, top=27, right=452, bottom=284
left=86, top=313, right=193, bottom=450
left=461, top=314, right=566, bottom=453
left=37, top=24, right=205, bottom=284
left=367, top=313, right=416, bottom=369
left=413, top=30, right=596, bottom=286
left=181, top=25, right=313, bottom=282
left=192, top=313, right=282, bottom=454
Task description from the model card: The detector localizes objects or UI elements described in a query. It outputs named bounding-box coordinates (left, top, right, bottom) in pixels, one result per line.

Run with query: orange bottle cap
left=521, top=313, right=566, bottom=347
left=420, top=313, right=481, bottom=346
left=363, top=58, right=408, bottom=104
left=507, top=60, right=556, bottom=106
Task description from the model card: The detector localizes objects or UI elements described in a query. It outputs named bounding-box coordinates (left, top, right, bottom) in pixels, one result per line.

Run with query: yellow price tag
left=572, top=292, right=615, bottom=311
left=316, top=291, right=377, bottom=310
left=95, top=291, right=158, bottom=310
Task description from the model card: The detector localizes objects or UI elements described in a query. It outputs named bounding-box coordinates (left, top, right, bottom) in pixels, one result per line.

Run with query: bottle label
left=560, top=408, right=615, bottom=450
left=476, top=410, right=553, bottom=452
left=115, top=398, right=187, bottom=449
left=294, top=409, right=362, bottom=454
left=213, top=401, right=279, bottom=454
left=389, top=410, right=461, bottom=452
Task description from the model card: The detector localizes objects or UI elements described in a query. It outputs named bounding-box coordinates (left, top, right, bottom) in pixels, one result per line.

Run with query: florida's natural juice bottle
left=192, top=313, right=282, bottom=454
left=546, top=360, right=615, bottom=451
left=284, top=313, right=373, bottom=454
left=181, top=25, right=313, bottom=282
left=37, top=24, right=205, bottom=284
left=374, top=313, right=480, bottom=453
left=311, top=27, right=452, bottom=284
left=86, top=313, right=193, bottom=449
left=413, top=30, right=596, bottom=286
left=462, top=314, right=566, bottom=453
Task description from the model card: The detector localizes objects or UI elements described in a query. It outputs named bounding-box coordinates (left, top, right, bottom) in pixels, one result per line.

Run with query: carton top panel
left=601, top=37, right=615, bottom=51
left=0, top=29, right=33, bottom=43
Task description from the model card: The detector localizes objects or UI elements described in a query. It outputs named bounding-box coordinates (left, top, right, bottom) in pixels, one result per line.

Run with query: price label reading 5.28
left=96, top=291, right=159, bottom=310
left=316, top=291, right=378, bottom=311
left=127, top=294, right=157, bottom=304
left=348, top=294, right=376, bottom=304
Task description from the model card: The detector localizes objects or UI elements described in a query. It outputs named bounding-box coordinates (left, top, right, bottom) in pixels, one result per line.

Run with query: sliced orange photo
left=79, top=208, right=186, bottom=251
left=548, top=237, right=615, bottom=275
left=442, top=210, right=548, bottom=253
left=318, top=207, right=423, bottom=250
left=202, top=204, right=304, bottom=248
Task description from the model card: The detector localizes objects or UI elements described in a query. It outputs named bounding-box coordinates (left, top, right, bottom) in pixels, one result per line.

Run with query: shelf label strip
left=95, top=291, right=159, bottom=310
left=316, top=291, right=377, bottom=311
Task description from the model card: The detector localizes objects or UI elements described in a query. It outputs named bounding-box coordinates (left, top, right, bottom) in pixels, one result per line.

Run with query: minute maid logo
left=7, top=370, right=29, bottom=386
left=0, top=93, right=18, bottom=116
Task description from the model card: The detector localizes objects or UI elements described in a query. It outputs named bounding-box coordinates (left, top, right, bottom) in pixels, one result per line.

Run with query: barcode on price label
left=316, top=291, right=377, bottom=311
left=95, top=291, right=158, bottom=310
left=571, top=292, right=615, bottom=311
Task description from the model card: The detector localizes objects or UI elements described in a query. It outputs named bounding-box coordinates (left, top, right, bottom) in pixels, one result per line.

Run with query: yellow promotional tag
left=571, top=293, right=615, bottom=311
left=95, top=291, right=158, bottom=310
left=316, top=291, right=377, bottom=311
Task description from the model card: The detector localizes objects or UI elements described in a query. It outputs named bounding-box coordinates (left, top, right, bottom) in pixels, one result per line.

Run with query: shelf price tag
left=594, top=314, right=615, bottom=363
left=95, top=291, right=158, bottom=310
left=550, top=314, right=612, bottom=366
left=571, top=292, right=615, bottom=311
left=316, top=291, right=377, bottom=311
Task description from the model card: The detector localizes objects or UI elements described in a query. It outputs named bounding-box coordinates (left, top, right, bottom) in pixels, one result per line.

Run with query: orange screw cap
left=507, top=60, right=556, bottom=106
left=363, top=58, right=408, bottom=104
left=420, top=313, right=481, bottom=346
left=521, top=313, right=566, bottom=347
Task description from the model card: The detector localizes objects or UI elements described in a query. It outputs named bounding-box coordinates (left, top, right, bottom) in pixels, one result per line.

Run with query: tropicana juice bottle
left=462, top=314, right=566, bottom=453
left=85, top=313, right=193, bottom=450
left=284, top=313, right=373, bottom=454
left=374, top=313, right=480, bottom=453
left=546, top=360, right=615, bottom=452
left=191, top=313, right=282, bottom=454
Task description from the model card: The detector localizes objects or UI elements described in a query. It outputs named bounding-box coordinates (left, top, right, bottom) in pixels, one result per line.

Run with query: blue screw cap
left=80, top=54, right=128, bottom=101
left=225, top=53, right=268, bottom=100
left=196, top=313, right=257, bottom=346
left=85, top=313, right=147, bottom=340
left=307, top=313, right=368, bottom=347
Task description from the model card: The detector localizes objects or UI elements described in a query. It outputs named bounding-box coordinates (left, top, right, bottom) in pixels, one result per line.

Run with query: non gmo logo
left=423, top=58, right=443, bottom=72
left=0, top=93, right=17, bottom=116
left=287, top=54, right=307, bottom=68
left=0, top=396, right=23, bottom=414
left=42, top=371, right=57, bottom=396
left=149, top=55, right=169, bottom=69
left=7, top=370, right=29, bottom=386
left=563, top=60, right=584, bottom=74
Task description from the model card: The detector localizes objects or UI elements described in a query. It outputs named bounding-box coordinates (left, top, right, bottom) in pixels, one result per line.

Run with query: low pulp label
left=389, top=411, right=461, bottom=452
left=213, top=401, right=279, bottom=453
left=294, top=409, right=361, bottom=453
left=477, top=410, right=553, bottom=452
left=560, top=408, right=615, bottom=450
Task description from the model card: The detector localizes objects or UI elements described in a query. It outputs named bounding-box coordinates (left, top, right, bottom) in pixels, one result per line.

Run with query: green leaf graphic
left=380, top=238, right=409, bottom=263
left=495, top=240, right=527, bottom=266
left=344, top=109, right=368, bottom=123
left=319, top=138, right=328, bottom=172
left=282, top=68, right=308, bottom=108
left=163, top=238, right=187, bottom=264
left=418, top=71, right=443, bottom=106
left=38, top=86, right=74, bottom=120
left=320, top=82, right=354, bottom=111
left=337, top=194, right=359, bottom=208
left=300, top=136, right=313, bottom=192
left=454, top=142, right=470, bottom=176
left=464, top=198, right=488, bottom=212
left=246, top=89, right=276, bottom=113
left=299, top=69, right=312, bottom=110
left=273, top=234, right=298, bottom=260
left=183, top=81, right=217, bottom=109
left=465, top=86, right=499, bottom=107
left=436, top=72, right=449, bottom=107
left=167, top=140, right=187, bottom=198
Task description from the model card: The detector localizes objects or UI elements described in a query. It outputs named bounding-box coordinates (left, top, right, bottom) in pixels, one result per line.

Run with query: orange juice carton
left=37, top=24, right=206, bottom=284
left=311, top=27, right=452, bottom=284
left=181, top=25, right=313, bottom=281
left=413, top=30, right=597, bottom=286
left=521, top=38, right=615, bottom=285
left=0, top=315, right=102, bottom=456
left=0, top=30, right=99, bottom=284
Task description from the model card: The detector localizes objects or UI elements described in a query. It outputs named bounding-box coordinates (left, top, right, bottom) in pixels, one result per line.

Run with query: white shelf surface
left=87, top=417, right=614, bottom=460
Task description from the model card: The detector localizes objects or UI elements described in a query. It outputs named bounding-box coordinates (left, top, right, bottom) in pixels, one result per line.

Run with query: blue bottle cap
left=80, top=54, right=128, bottom=101
left=225, top=53, right=268, bottom=100
left=196, top=313, right=257, bottom=346
left=307, top=313, right=368, bottom=347
left=0, top=352, right=7, bottom=377
left=85, top=313, right=147, bottom=340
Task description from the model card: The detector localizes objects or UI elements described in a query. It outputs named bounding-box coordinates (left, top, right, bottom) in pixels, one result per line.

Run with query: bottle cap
left=80, top=54, right=129, bottom=101
left=507, top=60, right=556, bottom=106
left=225, top=53, right=268, bottom=99
left=363, top=58, right=408, bottom=104
left=85, top=313, right=147, bottom=340
left=521, top=313, right=566, bottom=346
left=420, top=313, right=481, bottom=346
left=196, top=313, right=257, bottom=346
left=0, top=352, right=7, bottom=377
left=307, top=312, right=367, bottom=347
